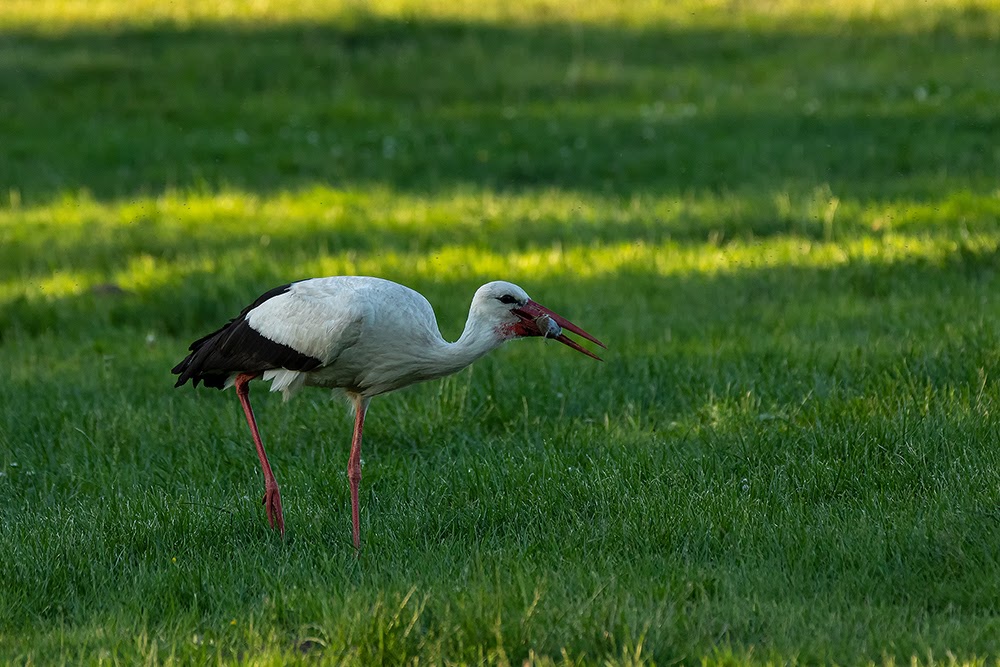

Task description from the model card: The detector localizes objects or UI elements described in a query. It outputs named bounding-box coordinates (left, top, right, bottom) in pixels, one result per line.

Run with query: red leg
left=348, top=396, right=370, bottom=550
left=235, top=373, right=285, bottom=536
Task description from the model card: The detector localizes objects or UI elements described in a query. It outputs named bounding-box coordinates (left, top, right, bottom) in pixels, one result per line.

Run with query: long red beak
left=512, top=300, right=606, bottom=361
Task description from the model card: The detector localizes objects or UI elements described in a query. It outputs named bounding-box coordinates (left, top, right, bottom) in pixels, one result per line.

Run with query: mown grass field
left=3, top=0, right=1000, bottom=663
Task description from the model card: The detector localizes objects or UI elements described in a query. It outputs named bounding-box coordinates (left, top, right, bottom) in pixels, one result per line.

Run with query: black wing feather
left=172, top=283, right=323, bottom=389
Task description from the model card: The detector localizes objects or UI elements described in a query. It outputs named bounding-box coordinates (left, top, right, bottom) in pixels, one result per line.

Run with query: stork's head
left=472, top=281, right=606, bottom=360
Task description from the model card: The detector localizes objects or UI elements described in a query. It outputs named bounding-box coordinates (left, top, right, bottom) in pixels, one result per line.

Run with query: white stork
left=172, top=276, right=604, bottom=549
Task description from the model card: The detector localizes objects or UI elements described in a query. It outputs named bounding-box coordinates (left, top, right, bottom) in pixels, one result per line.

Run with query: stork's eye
left=497, top=294, right=519, bottom=305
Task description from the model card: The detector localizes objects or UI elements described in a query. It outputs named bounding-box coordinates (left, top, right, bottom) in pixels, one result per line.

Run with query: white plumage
left=173, top=275, right=604, bottom=548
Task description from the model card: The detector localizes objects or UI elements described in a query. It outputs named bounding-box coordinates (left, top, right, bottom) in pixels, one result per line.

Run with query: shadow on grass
left=4, top=246, right=1000, bottom=649
left=4, top=252, right=1000, bottom=640
left=1, top=8, right=998, bottom=204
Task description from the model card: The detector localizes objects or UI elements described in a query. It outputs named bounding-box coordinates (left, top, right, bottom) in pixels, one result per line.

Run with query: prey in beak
left=512, top=301, right=606, bottom=360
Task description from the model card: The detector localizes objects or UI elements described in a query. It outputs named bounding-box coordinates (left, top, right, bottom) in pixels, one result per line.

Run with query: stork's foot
left=262, top=482, right=285, bottom=536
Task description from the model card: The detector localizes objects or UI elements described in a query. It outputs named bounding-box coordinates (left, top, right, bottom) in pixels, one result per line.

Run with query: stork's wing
left=172, top=280, right=365, bottom=389
left=244, top=281, right=367, bottom=363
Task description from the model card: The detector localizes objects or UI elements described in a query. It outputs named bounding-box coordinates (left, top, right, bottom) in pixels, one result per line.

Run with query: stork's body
left=173, top=276, right=604, bottom=548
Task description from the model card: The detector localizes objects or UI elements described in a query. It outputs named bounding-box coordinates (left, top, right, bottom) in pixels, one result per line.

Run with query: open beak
left=512, top=300, right=607, bottom=361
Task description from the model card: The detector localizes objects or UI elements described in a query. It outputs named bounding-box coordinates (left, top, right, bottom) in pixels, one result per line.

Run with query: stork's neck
left=429, top=309, right=505, bottom=377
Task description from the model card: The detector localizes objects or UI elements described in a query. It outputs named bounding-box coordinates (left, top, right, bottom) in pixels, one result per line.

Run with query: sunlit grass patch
left=5, top=0, right=1000, bottom=31
left=3, top=183, right=999, bottom=346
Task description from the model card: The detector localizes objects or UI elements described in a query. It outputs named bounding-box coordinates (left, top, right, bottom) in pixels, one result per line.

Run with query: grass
left=2, top=0, right=1000, bottom=663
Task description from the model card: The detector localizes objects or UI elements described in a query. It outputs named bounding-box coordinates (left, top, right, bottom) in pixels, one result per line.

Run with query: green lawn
left=3, top=0, right=1000, bottom=663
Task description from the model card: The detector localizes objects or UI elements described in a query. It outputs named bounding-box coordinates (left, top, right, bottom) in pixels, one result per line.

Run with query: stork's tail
left=172, top=328, right=231, bottom=389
